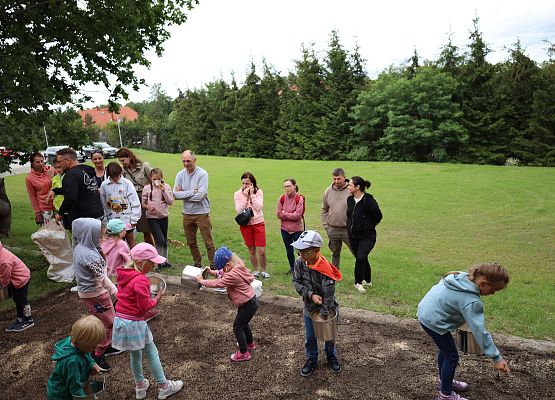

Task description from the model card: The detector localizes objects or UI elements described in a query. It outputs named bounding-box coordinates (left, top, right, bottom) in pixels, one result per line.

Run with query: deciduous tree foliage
left=0, top=0, right=197, bottom=169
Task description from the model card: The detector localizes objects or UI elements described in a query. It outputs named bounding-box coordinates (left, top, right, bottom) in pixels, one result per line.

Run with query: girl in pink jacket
left=0, top=241, right=34, bottom=332
left=233, top=172, right=268, bottom=278
left=197, top=246, right=259, bottom=362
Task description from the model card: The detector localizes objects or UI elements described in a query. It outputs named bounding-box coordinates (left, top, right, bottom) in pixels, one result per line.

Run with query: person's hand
left=494, top=359, right=510, bottom=372
left=311, top=294, right=323, bottom=305
left=91, top=364, right=102, bottom=375
left=46, top=190, right=55, bottom=203
left=54, top=213, right=63, bottom=223
left=35, top=214, right=44, bottom=225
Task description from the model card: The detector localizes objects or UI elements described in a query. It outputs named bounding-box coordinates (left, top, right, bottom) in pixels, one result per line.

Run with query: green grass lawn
left=2, top=150, right=554, bottom=340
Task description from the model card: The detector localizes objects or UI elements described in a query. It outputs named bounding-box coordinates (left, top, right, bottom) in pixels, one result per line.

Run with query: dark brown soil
left=1, top=284, right=553, bottom=400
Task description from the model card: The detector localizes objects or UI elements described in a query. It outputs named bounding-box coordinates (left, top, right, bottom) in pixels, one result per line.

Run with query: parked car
left=43, top=146, right=86, bottom=164
left=82, top=142, right=118, bottom=159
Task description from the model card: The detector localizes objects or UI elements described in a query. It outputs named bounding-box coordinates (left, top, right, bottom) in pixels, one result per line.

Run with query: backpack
left=279, top=193, right=305, bottom=230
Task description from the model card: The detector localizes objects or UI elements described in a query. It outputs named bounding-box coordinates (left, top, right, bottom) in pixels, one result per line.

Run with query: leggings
left=130, top=341, right=167, bottom=385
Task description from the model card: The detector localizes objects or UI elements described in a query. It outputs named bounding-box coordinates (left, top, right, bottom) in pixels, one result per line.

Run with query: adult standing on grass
left=234, top=172, right=268, bottom=278
left=346, top=176, right=382, bottom=293
left=25, top=152, right=55, bottom=226
left=321, top=168, right=353, bottom=268
left=277, top=178, right=304, bottom=274
left=173, top=150, right=215, bottom=268
left=91, top=150, right=107, bottom=188
left=54, top=148, right=104, bottom=230
left=116, top=148, right=155, bottom=246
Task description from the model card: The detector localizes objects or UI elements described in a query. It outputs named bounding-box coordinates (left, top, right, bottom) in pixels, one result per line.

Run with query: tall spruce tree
left=276, top=45, right=325, bottom=159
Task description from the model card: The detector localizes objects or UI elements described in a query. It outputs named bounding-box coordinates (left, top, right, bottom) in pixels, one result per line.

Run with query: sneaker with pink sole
left=230, top=350, right=251, bottom=362
left=158, top=379, right=183, bottom=399
left=437, top=379, right=470, bottom=392
left=437, top=391, right=468, bottom=400
left=236, top=341, right=256, bottom=351
left=135, top=379, right=149, bottom=400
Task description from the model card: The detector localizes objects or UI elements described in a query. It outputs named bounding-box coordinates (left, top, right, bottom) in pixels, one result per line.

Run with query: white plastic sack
left=251, top=279, right=263, bottom=298
left=31, top=220, right=75, bottom=283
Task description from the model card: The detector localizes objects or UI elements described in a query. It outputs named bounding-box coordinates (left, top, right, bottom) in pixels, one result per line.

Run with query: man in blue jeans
left=291, top=230, right=342, bottom=377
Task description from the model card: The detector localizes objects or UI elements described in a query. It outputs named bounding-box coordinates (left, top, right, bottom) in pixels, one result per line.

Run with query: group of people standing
left=25, top=148, right=385, bottom=293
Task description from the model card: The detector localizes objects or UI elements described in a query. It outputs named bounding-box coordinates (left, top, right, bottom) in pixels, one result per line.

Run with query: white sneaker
left=261, top=271, right=270, bottom=279
left=354, top=283, right=366, bottom=293
left=253, top=271, right=259, bottom=278
left=158, top=380, right=183, bottom=399
left=70, top=286, right=78, bottom=293
left=213, top=287, right=227, bottom=294
left=135, top=379, right=149, bottom=400
left=361, top=280, right=373, bottom=287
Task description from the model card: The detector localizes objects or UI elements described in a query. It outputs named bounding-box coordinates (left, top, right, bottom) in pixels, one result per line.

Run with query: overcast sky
left=83, top=0, right=555, bottom=106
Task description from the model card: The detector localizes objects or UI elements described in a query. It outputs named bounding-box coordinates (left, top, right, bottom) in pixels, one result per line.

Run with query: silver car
left=43, top=146, right=86, bottom=164
left=83, top=142, right=118, bottom=159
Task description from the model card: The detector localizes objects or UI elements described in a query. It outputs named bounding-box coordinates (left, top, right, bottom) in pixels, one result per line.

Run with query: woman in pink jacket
left=196, top=246, right=259, bottom=362
left=276, top=178, right=305, bottom=274
left=0, top=241, right=34, bottom=332
left=233, top=172, right=268, bottom=278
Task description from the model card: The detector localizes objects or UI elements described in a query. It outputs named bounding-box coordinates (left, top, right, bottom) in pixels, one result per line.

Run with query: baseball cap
left=290, top=230, right=323, bottom=250
left=106, top=219, right=126, bottom=235
left=130, top=243, right=166, bottom=264
left=214, top=246, right=233, bottom=270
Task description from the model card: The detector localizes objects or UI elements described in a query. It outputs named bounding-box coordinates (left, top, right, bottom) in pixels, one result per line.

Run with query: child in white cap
left=196, top=246, right=259, bottom=362
left=291, top=230, right=342, bottom=377
left=112, top=243, right=183, bottom=399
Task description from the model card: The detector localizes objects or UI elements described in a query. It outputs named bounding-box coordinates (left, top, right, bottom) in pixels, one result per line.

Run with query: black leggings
left=234, top=296, right=259, bottom=353
left=349, top=231, right=376, bottom=284
left=11, top=281, right=31, bottom=319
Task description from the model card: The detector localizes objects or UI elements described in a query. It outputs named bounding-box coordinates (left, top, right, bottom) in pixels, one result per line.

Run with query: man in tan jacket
left=320, top=168, right=353, bottom=268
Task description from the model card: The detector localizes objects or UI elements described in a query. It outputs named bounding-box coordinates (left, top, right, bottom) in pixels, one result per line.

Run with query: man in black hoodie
left=53, top=148, right=104, bottom=230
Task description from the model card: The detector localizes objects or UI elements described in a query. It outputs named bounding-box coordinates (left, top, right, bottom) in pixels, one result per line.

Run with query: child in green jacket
left=47, top=315, right=105, bottom=399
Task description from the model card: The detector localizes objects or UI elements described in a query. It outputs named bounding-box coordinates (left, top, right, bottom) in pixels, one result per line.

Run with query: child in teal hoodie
left=417, top=263, right=511, bottom=400
left=47, top=315, right=105, bottom=400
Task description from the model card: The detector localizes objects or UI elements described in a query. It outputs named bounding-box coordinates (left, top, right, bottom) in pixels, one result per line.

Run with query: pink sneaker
left=236, top=342, right=256, bottom=351
left=438, top=379, right=470, bottom=392
left=230, top=350, right=251, bottom=362
left=437, top=391, right=468, bottom=400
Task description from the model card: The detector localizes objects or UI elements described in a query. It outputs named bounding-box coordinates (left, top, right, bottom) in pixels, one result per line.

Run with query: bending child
left=291, top=230, right=342, bottom=377
left=196, top=246, right=259, bottom=362
left=1, top=241, right=34, bottom=332
left=73, top=217, right=119, bottom=372
left=47, top=315, right=105, bottom=400
left=417, top=263, right=511, bottom=400
left=112, top=243, right=183, bottom=399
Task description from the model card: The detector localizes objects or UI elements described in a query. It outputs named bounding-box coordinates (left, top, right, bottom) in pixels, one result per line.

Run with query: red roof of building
left=78, top=106, right=138, bottom=128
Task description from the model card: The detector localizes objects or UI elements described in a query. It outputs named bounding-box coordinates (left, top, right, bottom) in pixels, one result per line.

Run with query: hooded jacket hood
left=442, top=272, right=480, bottom=295
left=51, top=336, right=82, bottom=361
left=72, top=218, right=101, bottom=250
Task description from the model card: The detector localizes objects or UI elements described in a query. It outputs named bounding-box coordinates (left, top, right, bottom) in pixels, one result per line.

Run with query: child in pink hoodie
left=0, top=241, right=34, bottom=332
left=196, top=246, right=259, bottom=362
left=100, top=219, right=131, bottom=278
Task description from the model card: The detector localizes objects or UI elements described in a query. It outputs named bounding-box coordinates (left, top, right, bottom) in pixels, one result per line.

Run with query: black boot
left=300, top=358, right=317, bottom=377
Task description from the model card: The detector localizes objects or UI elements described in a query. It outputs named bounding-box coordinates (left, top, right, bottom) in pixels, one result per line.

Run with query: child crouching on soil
left=112, top=243, right=183, bottom=399
left=47, top=315, right=105, bottom=400
left=417, top=263, right=511, bottom=400
left=196, top=246, right=259, bottom=362
left=0, top=241, right=34, bottom=332
left=291, top=230, right=342, bottom=377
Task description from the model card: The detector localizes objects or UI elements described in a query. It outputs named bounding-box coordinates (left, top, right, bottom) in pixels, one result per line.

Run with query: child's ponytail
left=468, top=262, right=510, bottom=286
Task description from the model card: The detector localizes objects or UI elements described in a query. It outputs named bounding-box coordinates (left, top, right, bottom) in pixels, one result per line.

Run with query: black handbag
left=235, top=207, right=253, bottom=226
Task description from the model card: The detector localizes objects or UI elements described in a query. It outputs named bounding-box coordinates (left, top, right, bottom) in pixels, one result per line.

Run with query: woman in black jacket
left=346, top=176, right=382, bottom=293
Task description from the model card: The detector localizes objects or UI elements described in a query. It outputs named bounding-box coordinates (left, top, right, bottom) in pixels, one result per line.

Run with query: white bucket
left=251, top=279, right=263, bottom=298
left=181, top=265, right=208, bottom=289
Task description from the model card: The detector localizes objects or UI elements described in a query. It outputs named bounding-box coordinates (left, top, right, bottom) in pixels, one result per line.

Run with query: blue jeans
left=130, top=341, right=167, bottom=385
left=303, top=314, right=336, bottom=362
left=421, top=323, right=459, bottom=395
left=281, top=230, right=302, bottom=270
